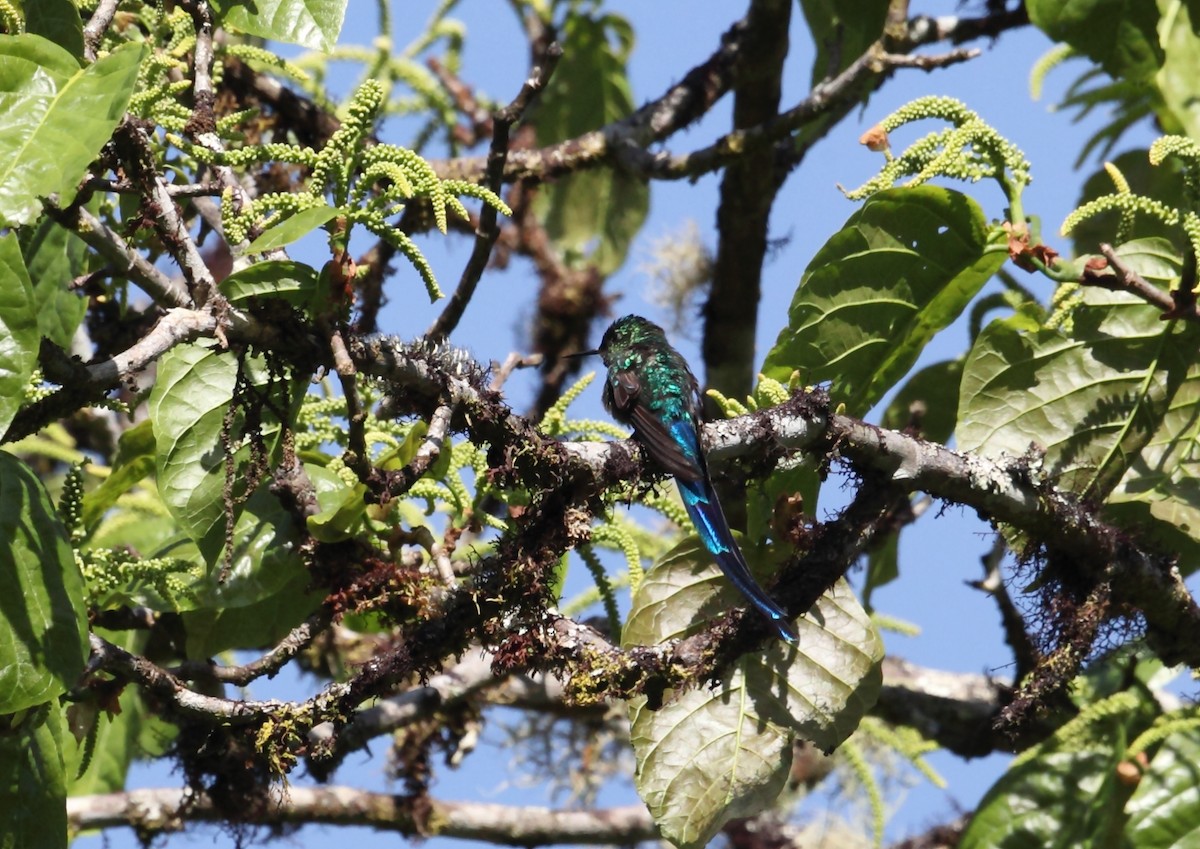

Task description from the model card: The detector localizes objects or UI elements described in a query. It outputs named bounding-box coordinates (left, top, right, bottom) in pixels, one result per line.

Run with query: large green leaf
left=219, top=259, right=320, bottom=308
left=23, top=0, right=84, bottom=59
left=18, top=217, right=88, bottom=350
left=0, top=232, right=40, bottom=439
left=0, top=36, right=144, bottom=226
left=182, top=571, right=321, bottom=659
left=149, top=343, right=241, bottom=560
left=533, top=12, right=648, bottom=275
left=1157, top=1, right=1200, bottom=141
left=961, top=685, right=1158, bottom=849
left=1104, top=349, right=1200, bottom=573
left=211, top=0, right=347, bottom=52
left=149, top=344, right=306, bottom=607
left=763, top=186, right=1005, bottom=416
left=1028, top=0, right=1164, bottom=83
left=81, top=419, right=156, bottom=532
left=1069, top=150, right=1187, bottom=259
left=798, top=0, right=890, bottom=83
left=0, top=705, right=68, bottom=849
left=1126, top=724, right=1200, bottom=846
left=959, top=239, right=1197, bottom=501
left=623, top=539, right=882, bottom=848
left=0, top=453, right=87, bottom=714
left=65, top=630, right=147, bottom=797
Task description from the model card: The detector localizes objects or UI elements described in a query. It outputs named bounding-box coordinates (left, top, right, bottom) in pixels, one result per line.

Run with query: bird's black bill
left=565, top=349, right=600, bottom=359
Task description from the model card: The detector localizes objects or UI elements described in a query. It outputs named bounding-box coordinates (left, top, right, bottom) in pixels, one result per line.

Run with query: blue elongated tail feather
left=677, top=475, right=798, bottom=644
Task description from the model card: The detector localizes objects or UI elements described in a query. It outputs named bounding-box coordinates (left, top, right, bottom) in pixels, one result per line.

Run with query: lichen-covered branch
left=66, top=787, right=659, bottom=845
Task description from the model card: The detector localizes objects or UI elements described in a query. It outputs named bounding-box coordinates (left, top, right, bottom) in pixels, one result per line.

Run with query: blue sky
left=76, top=2, right=1173, bottom=847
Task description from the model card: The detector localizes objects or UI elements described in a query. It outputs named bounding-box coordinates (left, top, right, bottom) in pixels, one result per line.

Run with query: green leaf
left=798, top=0, right=890, bottom=83
left=959, top=240, right=1197, bottom=500
left=1069, top=150, right=1188, bottom=259
left=880, top=358, right=964, bottom=445
left=0, top=704, right=68, bottom=849
left=1158, top=0, right=1200, bottom=139
left=66, top=630, right=164, bottom=796
left=182, top=572, right=321, bottom=659
left=81, top=419, right=156, bottom=532
left=185, top=485, right=306, bottom=610
left=18, top=217, right=88, bottom=349
left=627, top=680, right=792, bottom=849
left=305, top=463, right=368, bottom=543
left=533, top=12, right=648, bottom=275
left=623, top=539, right=882, bottom=847
left=1104, top=344, right=1200, bottom=574
left=1126, top=723, right=1200, bottom=847
left=149, top=344, right=305, bottom=607
left=23, top=0, right=84, bottom=59
left=862, top=531, right=899, bottom=612
left=960, top=685, right=1158, bottom=849
left=1028, top=0, right=1163, bottom=83
left=762, top=186, right=1005, bottom=416
left=0, top=232, right=40, bottom=439
left=243, top=204, right=339, bottom=254
left=219, top=259, right=320, bottom=307
left=149, top=344, right=240, bottom=559
left=210, top=0, right=347, bottom=52
left=0, top=36, right=145, bottom=226
left=0, top=453, right=87, bottom=714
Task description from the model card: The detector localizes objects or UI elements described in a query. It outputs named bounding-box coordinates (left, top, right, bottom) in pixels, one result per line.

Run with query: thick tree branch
left=702, top=0, right=792, bottom=417
left=66, top=787, right=658, bottom=845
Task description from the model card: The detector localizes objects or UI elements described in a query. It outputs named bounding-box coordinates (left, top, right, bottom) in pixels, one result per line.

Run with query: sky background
left=75, top=2, right=1179, bottom=847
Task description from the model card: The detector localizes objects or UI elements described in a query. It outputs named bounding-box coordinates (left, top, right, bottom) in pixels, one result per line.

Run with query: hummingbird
left=578, top=315, right=798, bottom=643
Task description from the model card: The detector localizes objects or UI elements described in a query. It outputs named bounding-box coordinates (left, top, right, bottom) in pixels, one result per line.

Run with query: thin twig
left=616, top=47, right=981, bottom=180
left=426, top=42, right=563, bottom=341
left=1080, top=243, right=1200, bottom=321
left=168, top=609, right=332, bottom=686
left=45, top=203, right=192, bottom=309
left=114, top=121, right=217, bottom=306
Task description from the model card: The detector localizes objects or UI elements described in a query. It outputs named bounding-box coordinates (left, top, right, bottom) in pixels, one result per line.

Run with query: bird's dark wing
left=608, top=368, right=704, bottom=483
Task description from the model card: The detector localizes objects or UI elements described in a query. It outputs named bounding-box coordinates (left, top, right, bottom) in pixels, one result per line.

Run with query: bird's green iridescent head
left=597, top=315, right=667, bottom=364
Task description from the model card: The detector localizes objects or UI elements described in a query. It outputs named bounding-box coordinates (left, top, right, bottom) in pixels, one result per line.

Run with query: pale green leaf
left=149, top=343, right=240, bottom=559
left=627, top=684, right=792, bottom=849
left=623, top=539, right=882, bottom=847
left=0, top=232, right=40, bottom=439
left=0, top=36, right=144, bottom=226
left=81, top=419, right=156, bottom=532
left=211, top=0, right=347, bottom=52
left=305, top=463, right=368, bottom=543
left=1158, top=1, right=1200, bottom=142
left=148, top=344, right=306, bottom=608
left=533, top=12, right=647, bottom=274
left=763, top=186, right=1006, bottom=416
left=182, top=572, right=321, bottom=658
left=0, top=453, right=87, bottom=714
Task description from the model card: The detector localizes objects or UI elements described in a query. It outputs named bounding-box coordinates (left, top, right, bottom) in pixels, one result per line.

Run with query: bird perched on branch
left=577, top=315, right=798, bottom=643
